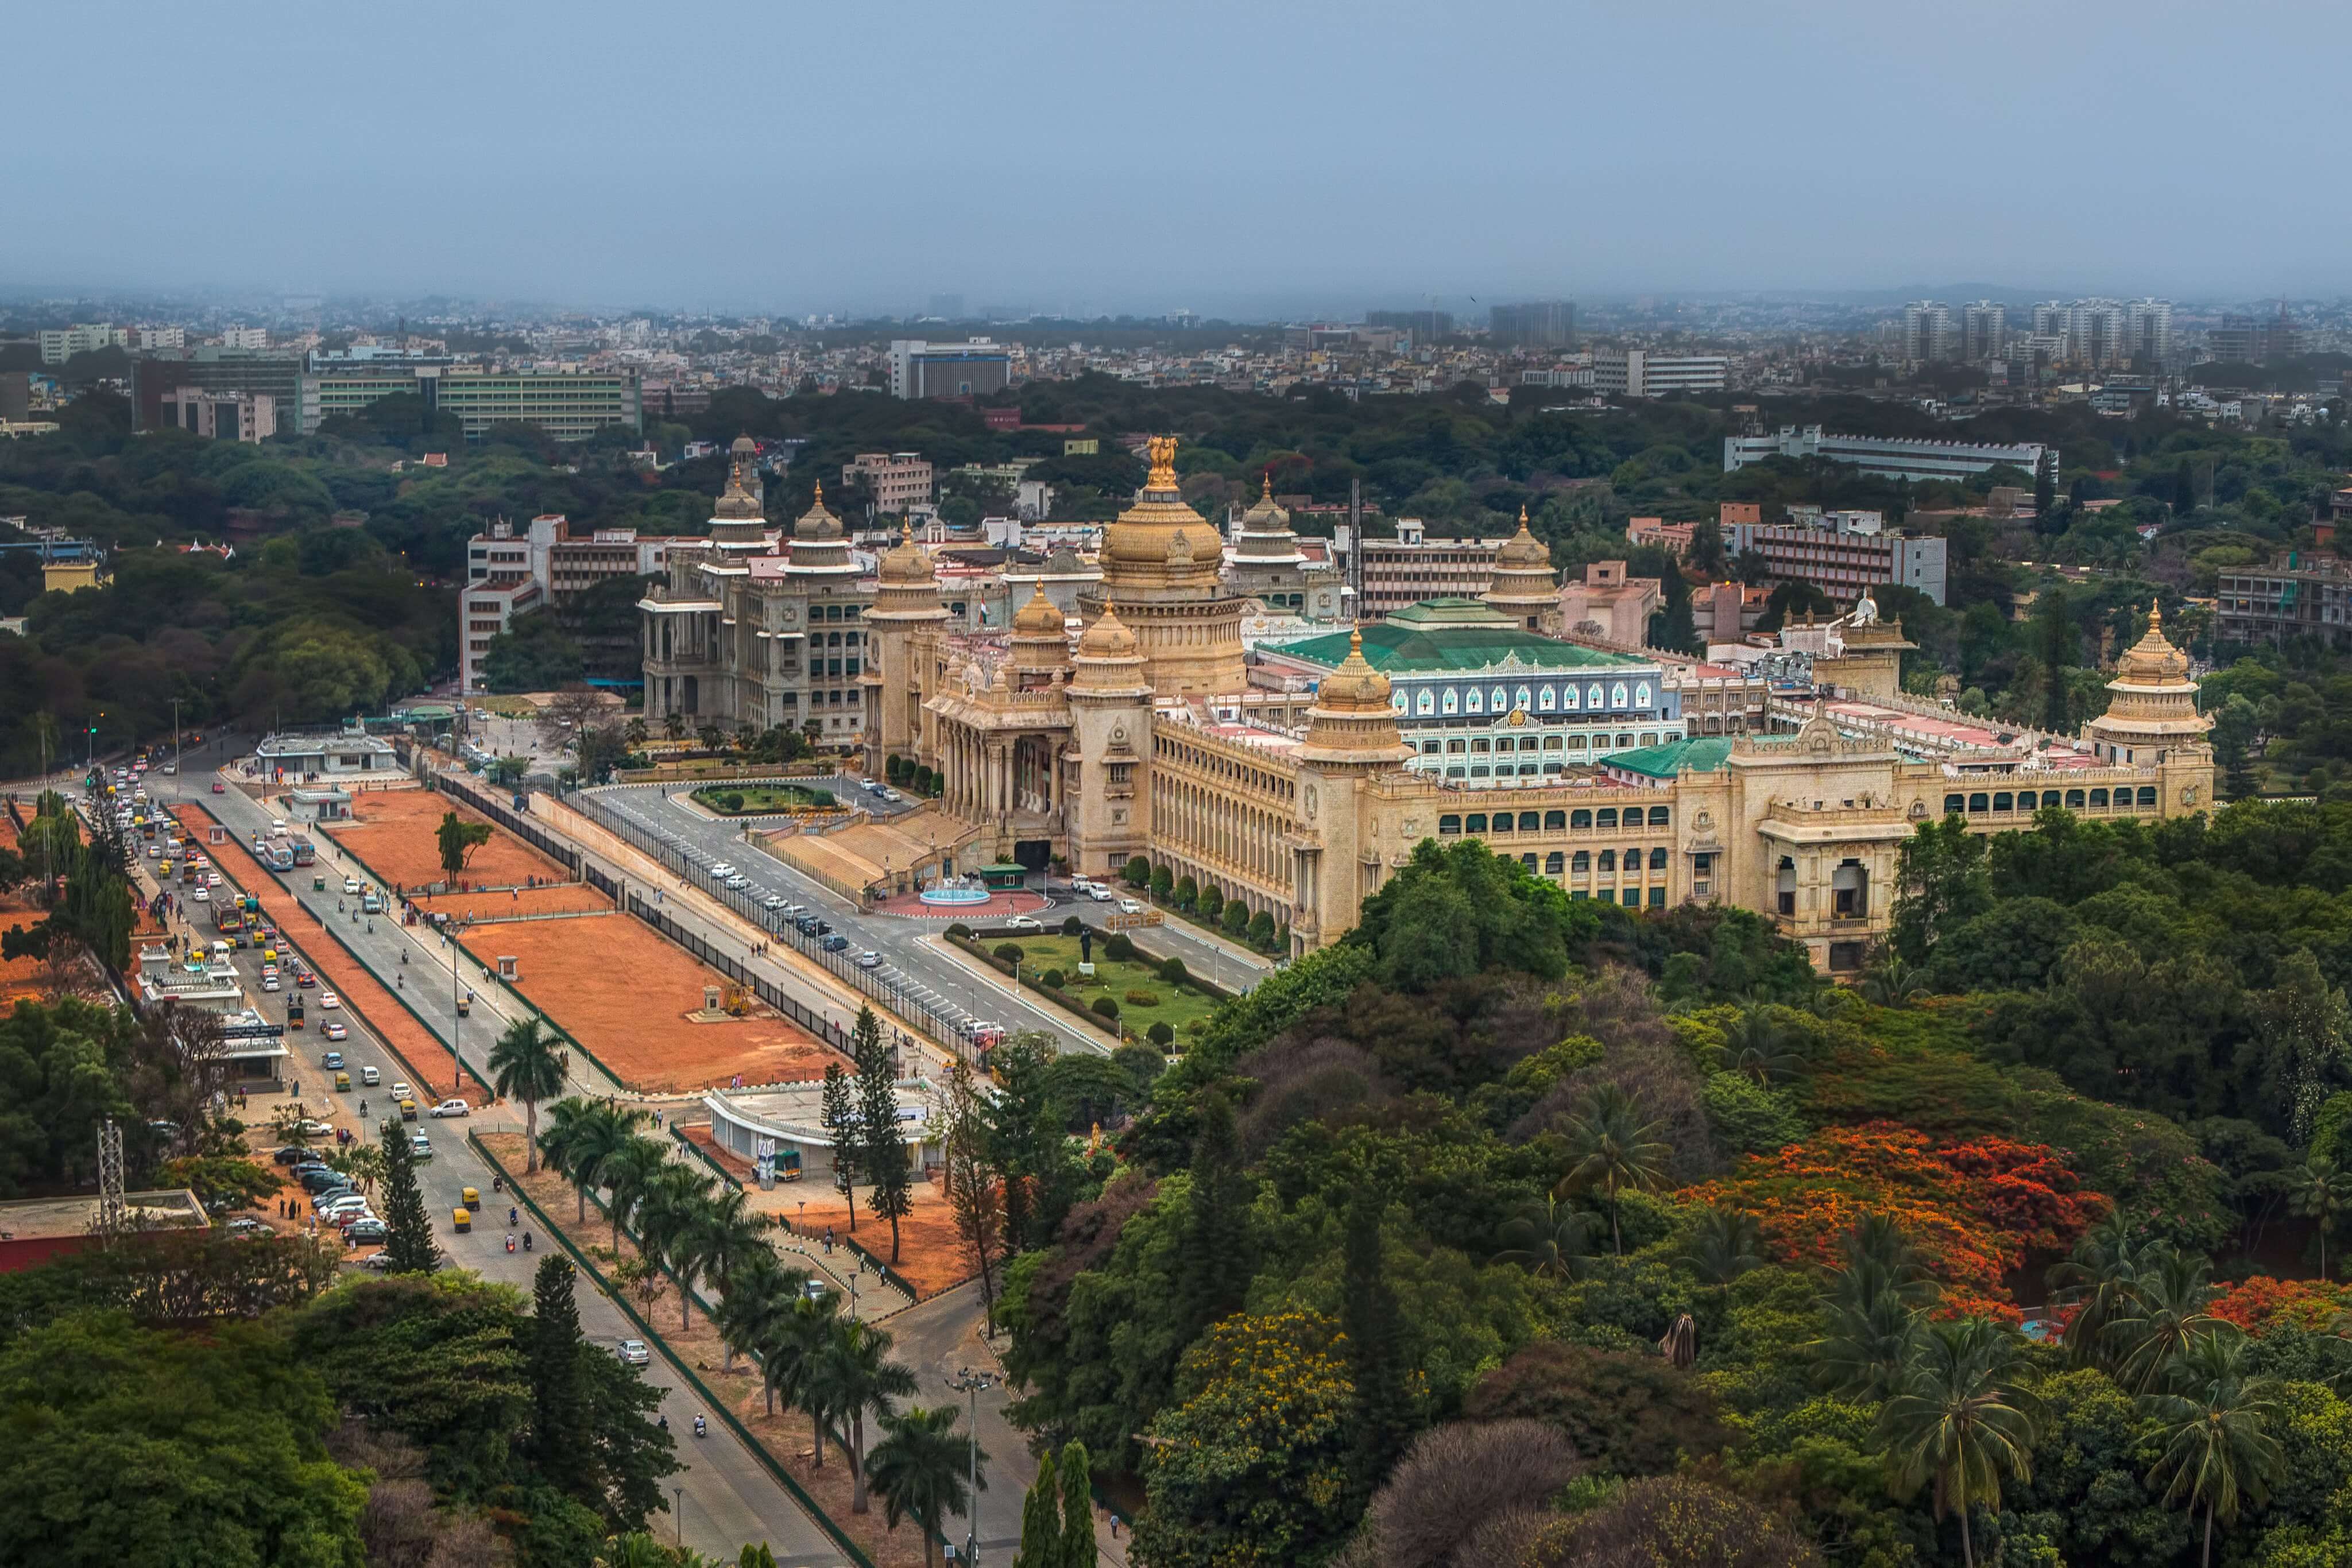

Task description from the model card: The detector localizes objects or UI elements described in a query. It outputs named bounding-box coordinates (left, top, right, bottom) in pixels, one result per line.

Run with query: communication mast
left=95, top=1119, right=126, bottom=1244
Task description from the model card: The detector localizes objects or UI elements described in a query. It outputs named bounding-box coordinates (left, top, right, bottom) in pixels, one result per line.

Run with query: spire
left=1262, top=470, right=1273, bottom=501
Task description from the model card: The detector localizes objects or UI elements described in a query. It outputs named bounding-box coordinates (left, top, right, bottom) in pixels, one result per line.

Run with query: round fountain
left=918, top=873, right=991, bottom=908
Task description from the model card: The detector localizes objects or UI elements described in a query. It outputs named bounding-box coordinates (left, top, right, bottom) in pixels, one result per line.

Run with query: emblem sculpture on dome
left=1146, top=434, right=1179, bottom=487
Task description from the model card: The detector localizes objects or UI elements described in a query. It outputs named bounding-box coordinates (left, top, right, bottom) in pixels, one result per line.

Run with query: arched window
left=1623, top=845, right=1644, bottom=872
left=1599, top=850, right=1617, bottom=873
left=1612, top=683, right=1628, bottom=708
left=1489, top=812, right=1512, bottom=833
left=1438, top=814, right=1461, bottom=835
left=2016, top=791, right=2036, bottom=810
left=1545, top=810, right=1566, bottom=830
left=2089, top=788, right=2109, bottom=807
left=2137, top=786, right=2157, bottom=807
left=1571, top=809, right=1592, bottom=829
left=1588, top=683, right=1605, bottom=708
left=1994, top=792, right=2013, bottom=812
left=1392, top=691, right=1407, bottom=711
left=1441, top=687, right=1459, bottom=714
left=1649, top=847, right=1669, bottom=870
left=1596, top=808, right=1618, bottom=829
left=1445, top=766, right=1465, bottom=779
left=1519, top=811, right=1541, bottom=830
left=1635, top=682, right=1651, bottom=708
left=1968, top=792, right=1989, bottom=812
left=1539, top=684, right=1558, bottom=711
left=2065, top=789, right=2086, bottom=808
left=1522, top=854, right=1538, bottom=871
left=1416, top=690, right=1434, bottom=715
left=1516, top=686, right=1533, bottom=713
left=1542, top=760, right=1564, bottom=774
left=1491, top=686, right=1510, bottom=712
left=1464, top=687, right=1483, bottom=714
left=1572, top=850, right=1591, bottom=872
left=1545, top=851, right=1565, bottom=875
left=1648, top=806, right=1670, bottom=826
left=1465, top=814, right=1488, bottom=834
left=1944, top=793, right=1965, bottom=815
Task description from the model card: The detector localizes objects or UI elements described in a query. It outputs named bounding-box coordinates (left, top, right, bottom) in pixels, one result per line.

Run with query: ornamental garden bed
left=690, top=783, right=840, bottom=815
left=960, top=930, right=1224, bottom=1044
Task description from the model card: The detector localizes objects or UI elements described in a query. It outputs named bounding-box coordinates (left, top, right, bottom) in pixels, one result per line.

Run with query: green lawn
left=691, top=784, right=837, bottom=814
left=993, top=932, right=1223, bottom=1038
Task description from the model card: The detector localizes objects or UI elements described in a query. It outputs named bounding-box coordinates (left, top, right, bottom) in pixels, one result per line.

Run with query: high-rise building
left=158, top=388, right=277, bottom=443
left=888, top=339, right=1012, bottom=400
left=2210, top=309, right=2304, bottom=366
left=37, top=324, right=126, bottom=364
left=2125, top=299, right=2173, bottom=366
left=1591, top=348, right=1726, bottom=398
left=1489, top=301, right=1576, bottom=347
left=1962, top=302, right=2007, bottom=362
left=1365, top=308, right=1454, bottom=340
left=1902, top=302, right=1956, bottom=363
left=841, top=452, right=934, bottom=514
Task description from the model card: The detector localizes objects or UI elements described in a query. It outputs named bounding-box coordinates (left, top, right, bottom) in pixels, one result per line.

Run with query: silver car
left=616, top=1338, right=650, bottom=1366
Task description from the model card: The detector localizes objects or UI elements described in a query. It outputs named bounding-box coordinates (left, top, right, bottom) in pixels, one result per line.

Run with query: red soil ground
left=323, top=788, right=575, bottom=892
left=480, top=916, right=848, bottom=1094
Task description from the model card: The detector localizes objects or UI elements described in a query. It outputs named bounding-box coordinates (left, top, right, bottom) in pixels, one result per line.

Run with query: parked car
left=1003, top=915, right=1042, bottom=931
left=1118, top=899, right=1143, bottom=914
left=820, top=933, right=849, bottom=953
left=344, top=1219, right=389, bottom=1244
left=360, top=1250, right=396, bottom=1271
left=430, top=1098, right=469, bottom=1118
left=225, top=1217, right=272, bottom=1238
left=615, top=1339, right=651, bottom=1367
left=726, top=875, right=751, bottom=891
left=293, top=1118, right=333, bottom=1138
left=323, top=1021, right=348, bottom=1041
left=763, top=895, right=788, bottom=910
left=1090, top=883, right=1120, bottom=904
left=799, top=1279, right=831, bottom=1303
left=271, top=1145, right=310, bottom=1166
left=856, top=950, right=882, bottom=970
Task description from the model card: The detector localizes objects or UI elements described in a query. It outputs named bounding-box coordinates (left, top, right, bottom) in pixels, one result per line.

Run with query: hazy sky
left=9, top=0, right=2350, bottom=316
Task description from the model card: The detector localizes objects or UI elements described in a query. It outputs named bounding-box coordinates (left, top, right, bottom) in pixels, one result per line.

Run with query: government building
left=643, top=436, right=2215, bottom=971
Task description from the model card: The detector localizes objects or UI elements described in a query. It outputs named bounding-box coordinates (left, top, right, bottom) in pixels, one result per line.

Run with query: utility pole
left=950, top=1367, right=992, bottom=1566
left=169, top=696, right=184, bottom=773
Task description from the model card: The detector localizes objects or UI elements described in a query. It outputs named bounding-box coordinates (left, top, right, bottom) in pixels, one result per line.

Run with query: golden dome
left=1102, top=434, right=1218, bottom=572
left=1315, top=629, right=1393, bottom=711
left=1494, top=506, right=1550, bottom=568
left=1240, top=470, right=1290, bottom=526
left=2115, top=599, right=2191, bottom=683
left=1012, top=582, right=1065, bottom=636
left=795, top=480, right=842, bottom=541
left=1076, top=604, right=1139, bottom=659
left=879, top=520, right=932, bottom=584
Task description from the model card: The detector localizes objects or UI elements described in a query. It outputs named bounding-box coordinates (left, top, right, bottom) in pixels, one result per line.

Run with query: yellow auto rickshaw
left=334, top=1071, right=351, bottom=1093
left=451, top=1206, right=472, bottom=1233
left=460, top=1186, right=480, bottom=1209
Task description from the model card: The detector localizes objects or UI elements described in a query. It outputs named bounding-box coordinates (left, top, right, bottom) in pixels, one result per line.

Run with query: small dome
left=1042, top=545, right=1085, bottom=576
left=879, top=521, right=932, bottom=583
left=795, top=480, right=842, bottom=540
left=730, top=435, right=757, bottom=456
left=1316, top=629, right=1392, bottom=711
left=1494, top=506, right=1550, bottom=568
left=2115, top=599, right=2191, bottom=683
left=1240, top=470, right=1290, bottom=526
left=1077, top=604, right=1140, bottom=659
left=1012, top=582, right=1065, bottom=636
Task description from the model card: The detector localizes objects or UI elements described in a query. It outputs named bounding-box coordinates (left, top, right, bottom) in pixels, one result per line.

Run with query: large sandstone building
left=645, top=436, right=2214, bottom=970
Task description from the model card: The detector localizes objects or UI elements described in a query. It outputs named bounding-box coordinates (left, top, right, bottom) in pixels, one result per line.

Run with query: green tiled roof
left=1271, top=601, right=1645, bottom=675
left=1603, top=737, right=1736, bottom=779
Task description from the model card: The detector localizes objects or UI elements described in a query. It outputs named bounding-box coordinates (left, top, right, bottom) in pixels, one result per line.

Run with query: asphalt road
left=131, top=745, right=849, bottom=1566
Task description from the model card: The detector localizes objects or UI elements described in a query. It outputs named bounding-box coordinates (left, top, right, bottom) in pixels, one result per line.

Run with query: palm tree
left=624, top=716, right=649, bottom=749
left=540, top=1098, right=652, bottom=1225
left=637, top=1165, right=715, bottom=1323
left=811, top=1318, right=919, bottom=1513
left=713, top=1253, right=807, bottom=1376
left=2144, top=1329, right=2287, bottom=1568
left=865, top=1404, right=987, bottom=1568
left=670, top=1185, right=771, bottom=1330
left=2289, top=1157, right=2352, bottom=1280
left=1814, top=1216, right=1939, bottom=1400
left=1681, top=1206, right=1766, bottom=1288
left=1723, top=1006, right=1800, bottom=1086
left=1555, top=1083, right=1671, bottom=1255
left=1859, top=952, right=1927, bottom=1006
left=2110, top=1245, right=2224, bottom=1395
left=770, top=1293, right=842, bottom=1442
left=2047, top=1210, right=2150, bottom=1373
left=663, top=711, right=686, bottom=744
left=1492, top=1195, right=1596, bottom=1280
left=594, top=1533, right=681, bottom=1568
left=601, top=1137, right=675, bottom=1253
left=488, top=1018, right=569, bottom=1172
left=1879, top=1317, right=2041, bottom=1568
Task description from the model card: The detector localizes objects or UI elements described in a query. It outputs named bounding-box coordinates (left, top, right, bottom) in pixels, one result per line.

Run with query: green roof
left=1602, top=737, right=1735, bottom=779
left=1271, top=601, right=1645, bottom=675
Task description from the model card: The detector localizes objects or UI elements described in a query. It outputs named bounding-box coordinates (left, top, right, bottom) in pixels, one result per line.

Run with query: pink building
left=1626, top=517, right=1696, bottom=554
left=1558, top=560, right=1662, bottom=644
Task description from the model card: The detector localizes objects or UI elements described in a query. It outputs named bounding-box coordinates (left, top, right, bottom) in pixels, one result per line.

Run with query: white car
left=409, top=1135, right=433, bottom=1159
left=146, top=843, right=161, bottom=859
left=708, top=864, right=734, bottom=880
left=726, top=875, right=751, bottom=891
left=615, top=1338, right=650, bottom=1366
left=1003, top=915, right=1042, bottom=931
left=856, top=950, right=882, bottom=969
left=360, top=1066, right=380, bottom=1086
left=1118, top=899, right=1142, bottom=914
left=323, top=1021, right=348, bottom=1041
left=191, top=887, right=210, bottom=903
left=206, top=873, right=222, bottom=888
left=262, top=975, right=281, bottom=992
left=318, top=992, right=340, bottom=1010
left=429, top=1098, right=469, bottom=1118
left=343, top=877, right=362, bottom=895
left=1089, top=886, right=1116, bottom=903
left=762, top=895, right=788, bottom=910
left=388, top=1082, right=411, bottom=1102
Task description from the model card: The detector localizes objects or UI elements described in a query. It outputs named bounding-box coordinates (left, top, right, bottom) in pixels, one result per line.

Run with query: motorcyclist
left=523, top=1231, right=533, bottom=1252
left=505, top=1233, right=516, bottom=1253
left=509, top=1206, right=519, bottom=1228
left=358, top=1099, right=367, bottom=1118
left=693, top=1414, right=706, bottom=1438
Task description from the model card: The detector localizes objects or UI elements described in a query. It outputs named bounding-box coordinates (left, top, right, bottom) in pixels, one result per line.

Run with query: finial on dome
left=1262, top=470, right=1273, bottom=500
left=2149, top=598, right=2161, bottom=634
left=1349, top=627, right=1364, bottom=656
left=1518, top=504, right=1529, bottom=527
left=813, top=479, right=823, bottom=506
left=1146, top=434, right=1178, bottom=489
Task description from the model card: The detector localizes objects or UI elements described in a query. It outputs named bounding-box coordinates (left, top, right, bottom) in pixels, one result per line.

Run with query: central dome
left=1102, top=435, right=1218, bottom=576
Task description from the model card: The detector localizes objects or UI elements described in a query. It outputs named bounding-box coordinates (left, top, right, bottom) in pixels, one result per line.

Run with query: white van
left=269, top=818, right=288, bottom=833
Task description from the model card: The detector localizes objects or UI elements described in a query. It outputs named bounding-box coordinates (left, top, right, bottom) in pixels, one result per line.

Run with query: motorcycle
left=693, top=1415, right=706, bottom=1439
left=505, top=1233, right=516, bottom=1253
left=522, top=1231, right=533, bottom=1252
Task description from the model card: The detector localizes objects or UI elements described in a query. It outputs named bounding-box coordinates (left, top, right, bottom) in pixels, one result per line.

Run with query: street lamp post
left=949, top=1367, right=992, bottom=1566
left=673, top=1484, right=684, bottom=1550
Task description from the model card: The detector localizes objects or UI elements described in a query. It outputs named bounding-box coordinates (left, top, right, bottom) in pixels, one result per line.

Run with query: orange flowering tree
left=2209, top=1276, right=2352, bottom=1335
left=1129, top=1308, right=1358, bottom=1568
left=1681, top=1122, right=2107, bottom=1318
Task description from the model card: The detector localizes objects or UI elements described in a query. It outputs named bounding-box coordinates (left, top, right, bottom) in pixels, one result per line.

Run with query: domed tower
left=784, top=482, right=858, bottom=582
left=1066, top=606, right=1154, bottom=877
left=862, top=522, right=950, bottom=776
left=1008, top=582, right=1072, bottom=686
left=1079, top=435, right=1247, bottom=695
left=2083, top=601, right=2212, bottom=765
left=1291, top=630, right=1414, bottom=955
left=706, top=436, right=772, bottom=556
left=1483, top=506, right=1561, bottom=634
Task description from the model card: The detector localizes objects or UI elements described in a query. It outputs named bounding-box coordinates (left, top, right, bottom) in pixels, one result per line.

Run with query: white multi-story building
left=842, top=452, right=934, bottom=514
left=136, top=326, right=185, bottom=350
left=37, top=324, right=126, bottom=363
left=1592, top=348, right=1728, bottom=398
left=1723, top=425, right=2051, bottom=486
left=2126, top=299, right=2174, bottom=366
left=1962, top=302, right=2007, bottom=362
left=1903, top=302, right=1956, bottom=362
left=216, top=327, right=269, bottom=351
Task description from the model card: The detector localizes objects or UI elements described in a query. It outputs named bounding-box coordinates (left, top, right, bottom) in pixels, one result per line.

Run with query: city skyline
left=8, top=0, right=2351, bottom=313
